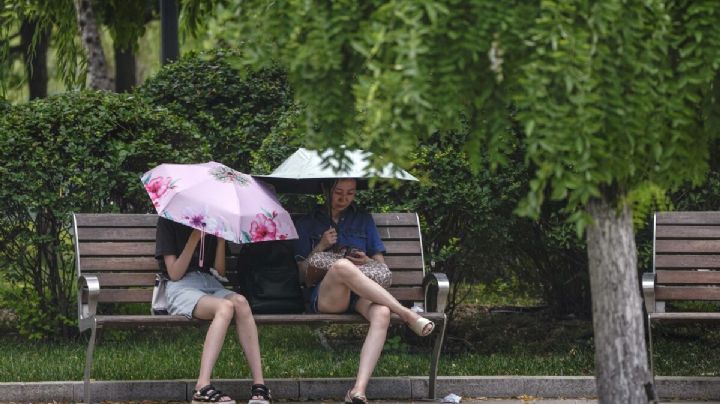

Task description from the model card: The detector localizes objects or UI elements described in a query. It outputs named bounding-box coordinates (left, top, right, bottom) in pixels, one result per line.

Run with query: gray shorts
left=166, top=271, right=236, bottom=319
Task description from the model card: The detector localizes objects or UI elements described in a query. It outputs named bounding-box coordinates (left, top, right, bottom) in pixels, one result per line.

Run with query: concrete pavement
left=1, top=376, right=719, bottom=403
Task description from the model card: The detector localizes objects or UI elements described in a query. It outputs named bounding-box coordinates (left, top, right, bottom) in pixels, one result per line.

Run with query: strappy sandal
left=248, top=383, right=272, bottom=404
left=344, top=390, right=368, bottom=404
left=192, top=384, right=236, bottom=404
left=409, top=317, right=435, bottom=337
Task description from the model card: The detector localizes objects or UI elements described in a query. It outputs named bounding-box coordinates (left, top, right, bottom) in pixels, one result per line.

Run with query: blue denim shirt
left=293, top=204, right=386, bottom=260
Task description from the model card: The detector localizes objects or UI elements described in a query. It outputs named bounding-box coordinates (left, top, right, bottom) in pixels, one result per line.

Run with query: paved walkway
left=2, top=376, right=719, bottom=403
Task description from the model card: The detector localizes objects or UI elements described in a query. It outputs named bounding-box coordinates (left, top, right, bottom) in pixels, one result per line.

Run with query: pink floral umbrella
left=141, top=161, right=298, bottom=246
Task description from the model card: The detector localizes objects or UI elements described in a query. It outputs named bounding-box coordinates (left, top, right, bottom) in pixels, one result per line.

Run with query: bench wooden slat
left=375, top=226, right=420, bottom=240
left=655, top=225, right=720, bottom=239
left=371, top=213, right=417, bottom=226
left=656, top=270, right=720, bottom=285
left=80, top=257, right=159, bottom=271
left=79, top=242, right=156, bottom=256
left=381, top=240, right=422, bottom=254
left=648, top=312, right=720, bottom=321
left=95, top=273, right=156, bottom=287
left=656, top=212, right=720, bottom=225
left=95, top=312, right=447, bottom=328
left=97, top=289, right=152, bottom=303
left=94, top=286, right=424, bottom=304
left=381, top=255, right=423, bottom=269
left=655, top=286, right=720, bottom=300
left=389, top=271, right=423, bottom=286
left=654, top=255, right=720, bottom=269
left=655, top=240, right=720, bottom=253
left=77, top=227, right=157, bottom=241
left=75, top=214, right=159, bottom=227
left=89, top=271, right=423, bottom=288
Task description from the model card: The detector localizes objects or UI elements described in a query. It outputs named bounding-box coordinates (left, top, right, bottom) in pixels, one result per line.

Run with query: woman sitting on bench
left=293, top=178, right=435, bottom=404
left=156, top=217, right=271, bottom=404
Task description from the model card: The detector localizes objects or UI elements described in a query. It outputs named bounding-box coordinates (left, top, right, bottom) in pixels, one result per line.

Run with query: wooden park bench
left=73, top=212, right=449, bottom=404
left=642, top=211, right=720, bottom=383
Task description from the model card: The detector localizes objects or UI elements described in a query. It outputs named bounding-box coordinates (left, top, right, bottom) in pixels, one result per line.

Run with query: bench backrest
left=73, top=212, right=426, bottom=310
left=651, top=211, right=720, bottom=311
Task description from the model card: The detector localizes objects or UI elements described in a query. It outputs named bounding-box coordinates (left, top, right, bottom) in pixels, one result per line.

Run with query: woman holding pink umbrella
left=144, top=162, right=298, bottom=404
left=156, top=218, right=271, bottom=404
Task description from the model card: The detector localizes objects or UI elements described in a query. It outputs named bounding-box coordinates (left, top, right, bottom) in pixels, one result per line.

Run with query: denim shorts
left=165, top=271, right=235, bottom=319
left=308, top=282, right=359, bottom=314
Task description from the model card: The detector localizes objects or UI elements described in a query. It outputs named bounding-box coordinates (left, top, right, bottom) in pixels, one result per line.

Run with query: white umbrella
left=253, top=147, right=418, bottom=194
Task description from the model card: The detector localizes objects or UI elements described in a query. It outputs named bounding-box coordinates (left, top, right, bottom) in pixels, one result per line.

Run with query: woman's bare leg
left=225, top=293, right=264, bottom=385
left=320, top=259, right=421, bottom=324
left=350, top=299, right=391, bottom=397
left=192, top=296, right=235, bottom=390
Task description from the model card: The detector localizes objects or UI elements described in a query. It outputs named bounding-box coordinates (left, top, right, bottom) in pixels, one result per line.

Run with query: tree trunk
left=114, top=45, right=136, bottom=93
left=20, top=19, right=50, bottom=99
left=74, top=0, right=113, bottom=91
left=586, top=199, right=655, bottom=403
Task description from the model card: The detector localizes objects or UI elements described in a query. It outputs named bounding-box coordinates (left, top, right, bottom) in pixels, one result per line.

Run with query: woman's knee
left=328, top=258, right=359, bottom=279
left=369, top=304, right=391, bottom=326
left=214, top=299, right=235, bottom=321
left=229, top=293, right=252, bottom=317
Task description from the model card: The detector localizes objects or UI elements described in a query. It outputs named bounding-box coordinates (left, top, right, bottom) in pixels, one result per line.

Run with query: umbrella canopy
left=141, top=161, right=298, bottom=244
left=253, top=148, right=418, bottom=194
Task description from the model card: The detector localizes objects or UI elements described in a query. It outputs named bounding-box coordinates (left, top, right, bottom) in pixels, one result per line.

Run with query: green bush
left=137, top=49, right=293, bottom=173
left=250, top=104, right=318, bottom=213
left=363, top=131, right=588, bottom=317
left=0, top=90, right=208, bottom=338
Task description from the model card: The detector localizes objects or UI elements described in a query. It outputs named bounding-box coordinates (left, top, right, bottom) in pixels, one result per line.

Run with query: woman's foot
left=192, top=385, right=235, bottom=404
left=248, top=383, right=271, bottom=404
left=409, top=316, right=435, bottom=337
left=344, top=389, right=368, bottom=404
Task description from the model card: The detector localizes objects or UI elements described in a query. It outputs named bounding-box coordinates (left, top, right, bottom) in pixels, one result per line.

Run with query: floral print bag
left=306, top=251, right=392, bottom=289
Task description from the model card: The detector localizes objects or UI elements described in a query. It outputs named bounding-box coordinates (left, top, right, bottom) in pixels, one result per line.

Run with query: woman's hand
left=165, top=229, right=202, bottom=281
left=316, top=227, right=337, bottom=252
left=347, top=249, right=370, bottom=265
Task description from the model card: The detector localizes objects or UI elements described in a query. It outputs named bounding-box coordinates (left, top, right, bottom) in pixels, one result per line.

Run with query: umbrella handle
left=199, top=228, right=206, bottom=268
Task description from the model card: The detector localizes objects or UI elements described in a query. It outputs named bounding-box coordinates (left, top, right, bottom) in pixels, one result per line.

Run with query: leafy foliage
left=137, top=50, right=293, bottom=172
left=0, top=0, right=160, bottom=96
left=211, top=0, right=720, bottom=227
left=0, top=91, right=208, bottom=338
left=0, top=0, right=85, bottom=92
left=358, top=131, right=591, bottom=317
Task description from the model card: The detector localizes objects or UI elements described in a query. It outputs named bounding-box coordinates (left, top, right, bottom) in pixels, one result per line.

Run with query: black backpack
left=234, top=241, right=305, bottom=314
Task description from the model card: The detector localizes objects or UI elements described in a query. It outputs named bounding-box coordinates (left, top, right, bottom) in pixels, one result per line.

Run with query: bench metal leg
left=647, top=316, right=656, bottom=395
left=428, top=314, right=447, bottom=399
left=83, top=322, right=97, bottom=404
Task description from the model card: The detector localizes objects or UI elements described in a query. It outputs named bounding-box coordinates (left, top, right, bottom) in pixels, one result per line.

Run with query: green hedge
left=137, top=49, right=293, bottom=173
left=0, top=91, right=209, bottom=339
left=0, top=50, right=296, bottom=339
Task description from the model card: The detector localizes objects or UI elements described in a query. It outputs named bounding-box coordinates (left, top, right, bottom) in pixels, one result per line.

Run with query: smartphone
left=347, top=248, right=362, bottom=258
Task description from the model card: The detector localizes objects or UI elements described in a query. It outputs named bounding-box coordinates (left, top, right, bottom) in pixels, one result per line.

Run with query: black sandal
left=248, top=383, right=271, bottom=404
left=192, top=384, right=236, bottom=404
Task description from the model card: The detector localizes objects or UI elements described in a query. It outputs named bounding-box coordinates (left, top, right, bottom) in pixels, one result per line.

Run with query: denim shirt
left=293, top=204, right=386, bottom=261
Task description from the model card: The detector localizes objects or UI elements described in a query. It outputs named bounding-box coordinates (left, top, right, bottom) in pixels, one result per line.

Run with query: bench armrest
left=642, top=272, right=656, bottom=314
left=78, top=275, right=100, bottom=331
left=423, top=272, right=450, bottom=313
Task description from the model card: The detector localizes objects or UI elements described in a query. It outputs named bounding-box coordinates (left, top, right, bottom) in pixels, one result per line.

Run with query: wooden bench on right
left=642, top=211, right=720, bottom=381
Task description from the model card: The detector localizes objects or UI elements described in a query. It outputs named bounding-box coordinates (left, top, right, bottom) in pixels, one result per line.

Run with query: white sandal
left=409, top=317, right=435, bottom=337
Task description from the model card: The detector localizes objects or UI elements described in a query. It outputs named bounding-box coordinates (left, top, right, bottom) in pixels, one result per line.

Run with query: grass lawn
left=2, top=302, right=720, bottom=382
